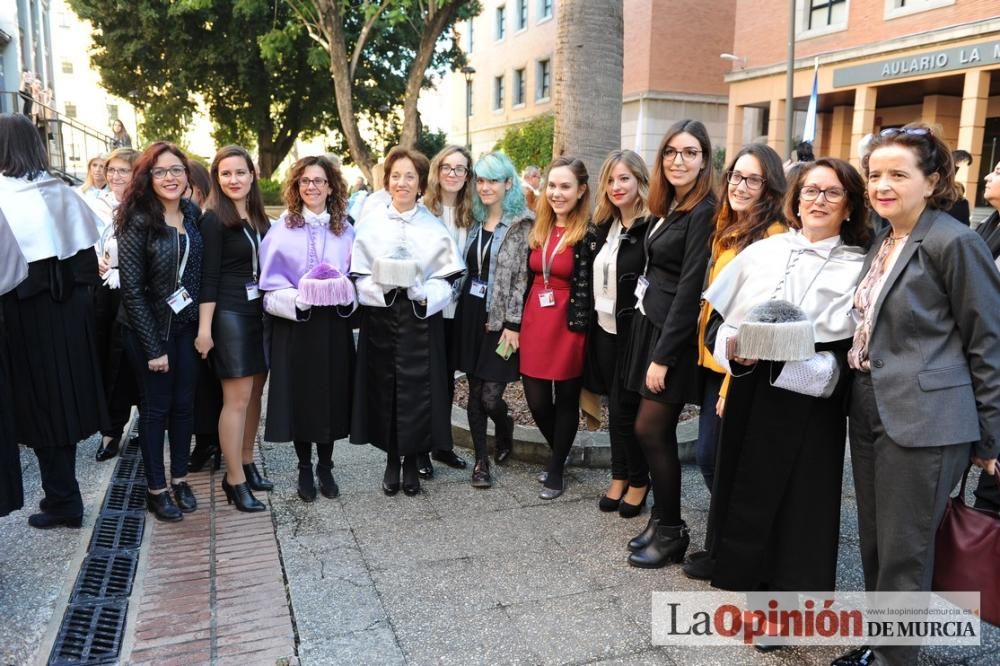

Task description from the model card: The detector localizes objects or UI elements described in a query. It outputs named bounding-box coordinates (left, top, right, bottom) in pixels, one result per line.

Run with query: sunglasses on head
left=879, top=127, right=931, bottom=138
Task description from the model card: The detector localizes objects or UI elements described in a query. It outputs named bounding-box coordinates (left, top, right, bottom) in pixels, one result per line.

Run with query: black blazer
left=975, top=210, right=1000, bottom=259
left=641, top=197, right=715, bottom=366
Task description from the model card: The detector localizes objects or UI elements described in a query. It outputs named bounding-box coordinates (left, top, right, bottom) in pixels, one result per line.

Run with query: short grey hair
left=522, top=165, right=541, bottom=178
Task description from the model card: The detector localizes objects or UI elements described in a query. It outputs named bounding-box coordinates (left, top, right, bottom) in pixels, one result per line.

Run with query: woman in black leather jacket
left=519, top=156, right=597, bottom=500
left=117, top=142, right=204, bottom=522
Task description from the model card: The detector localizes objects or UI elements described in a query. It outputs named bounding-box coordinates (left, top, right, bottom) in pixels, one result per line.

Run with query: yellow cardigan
left=697, top=222, right=787, bottom=398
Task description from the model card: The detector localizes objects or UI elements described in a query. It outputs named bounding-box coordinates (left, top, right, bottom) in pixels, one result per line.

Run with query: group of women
left=3, top=106, right=1000, bottom=665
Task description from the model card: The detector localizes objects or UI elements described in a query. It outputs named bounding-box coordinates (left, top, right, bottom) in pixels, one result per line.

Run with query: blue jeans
left=697, top=369, right=724, bottom=491
left=123, top=325, right=197, bottom=491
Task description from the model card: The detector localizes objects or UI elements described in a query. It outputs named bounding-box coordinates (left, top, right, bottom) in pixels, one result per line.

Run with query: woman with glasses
left=196, top=146, right=272, bottom=512
left=519, top=156, right=596, bottom=500
left=416, top=145, right=475, bottom=477
left=622, top=120, right=715, bottom=568
left=351, top=146, right=464, bottom=497
left=0, top=113, right=106, bottom=529
left=78, top=154, right=107, bottom=199
left=90, top=148, right=141, bottom=462
left=259, top=156, right=356, bottom=502
left=585, top=150, right=652, bottom=517
left=834, top=127, right=1000, bottom=666
left=117, top=142, right=204, bottom=522
left=452, top=151, right=533, bottom=487
left=695, top=159, right=868, bottom=605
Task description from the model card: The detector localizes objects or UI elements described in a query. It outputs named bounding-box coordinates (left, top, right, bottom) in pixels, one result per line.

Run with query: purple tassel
left=298, top=263, right=353, bottom=306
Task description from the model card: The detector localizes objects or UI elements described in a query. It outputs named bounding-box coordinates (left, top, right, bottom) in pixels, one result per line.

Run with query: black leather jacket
left=117, top=199, right=203, bottom=359
left=525, top=224, right=598, bottom=332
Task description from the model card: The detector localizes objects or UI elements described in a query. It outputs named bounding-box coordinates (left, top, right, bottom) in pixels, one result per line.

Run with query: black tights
left=467, top=377, right=510, bottom=460
left=522, top=375, right=583, bottom=489
left=635, top=398, right=685, bottom=526
left=294, top=441, right=333, bottom=467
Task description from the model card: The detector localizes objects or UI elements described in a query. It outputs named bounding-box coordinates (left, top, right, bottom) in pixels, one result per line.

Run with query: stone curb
left=450, top=404, right=699, bottom=467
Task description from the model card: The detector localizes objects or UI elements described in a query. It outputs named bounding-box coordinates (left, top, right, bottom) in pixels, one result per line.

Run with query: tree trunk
left=552, top=0, right=624, bottom=196
left=314, top=0, right=375, bottom=182
left=398, top=2, right=462, bottom=149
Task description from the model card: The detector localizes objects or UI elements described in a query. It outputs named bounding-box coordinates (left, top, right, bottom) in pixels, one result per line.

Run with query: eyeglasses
left=106, top=167, right=131, bottom=177
left=800, top=186, right=846, bottom=203
left=663, top=147, right=702, bottom=162
left=151, top=166, right=186, bottom=180
left=726, top=172, right=765, bottom=191
left=439, top=165, right=469, bottom=177
left=300, top=177, right=328, bottom=188
left=879, top=127, right=930, bottom=138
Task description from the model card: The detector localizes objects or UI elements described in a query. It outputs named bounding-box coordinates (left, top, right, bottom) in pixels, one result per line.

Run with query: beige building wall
left=449, top=0, right=737, bottom=168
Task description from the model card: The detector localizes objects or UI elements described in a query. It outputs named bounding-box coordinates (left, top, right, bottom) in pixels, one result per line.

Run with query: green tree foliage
left=494, top=114, right=554, bottom=172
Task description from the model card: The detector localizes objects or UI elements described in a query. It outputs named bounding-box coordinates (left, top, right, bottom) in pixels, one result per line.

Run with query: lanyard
left=175, top=229, right=190, bottom=287
left=541, top=228, right=564, bottom=288
left=476, top=228, right=493, bottom=278
left=242, top=224, right=260, bottom=281
left=641, top=216, right=668, bottom=277
left=601, top=221, right=626, bottom=292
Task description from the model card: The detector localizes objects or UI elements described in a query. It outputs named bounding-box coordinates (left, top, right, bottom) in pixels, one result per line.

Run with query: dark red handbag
left=932, top=465, right=1000, bottom=626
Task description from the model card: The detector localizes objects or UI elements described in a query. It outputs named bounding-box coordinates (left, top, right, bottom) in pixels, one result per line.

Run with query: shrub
left=494, top=114, right=554, bottom=172
left=258, top=178, right=283, bottom=206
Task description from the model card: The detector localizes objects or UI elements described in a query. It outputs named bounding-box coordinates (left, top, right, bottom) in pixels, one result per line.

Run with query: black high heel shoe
left=618, top=485, right=650, bottom=519
left=188, top=437, right=220, bottom=472
left=243, top=462, right=273, bottom=491
left=383, top=456, right=401, bottom=496
left=598, top=483, right=628, bottom=512
left=221, top=475, right=266, bottom=512
left=402, top=455, right=421, bottom=496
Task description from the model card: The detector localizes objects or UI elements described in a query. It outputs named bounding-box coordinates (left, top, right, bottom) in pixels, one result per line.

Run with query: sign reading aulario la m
left=833, top=40, right=1000, bottom=88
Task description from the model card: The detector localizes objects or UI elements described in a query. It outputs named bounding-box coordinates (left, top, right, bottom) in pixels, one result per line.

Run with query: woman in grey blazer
left=835, top=125, right=1000, bottom=666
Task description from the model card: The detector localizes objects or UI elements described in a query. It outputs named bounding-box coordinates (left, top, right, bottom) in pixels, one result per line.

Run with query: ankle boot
left=243, top=462, right=274, bottom=491
left=494, top=415, right=515, bottom=464
left=383, top=456, right=401, bottom=495
left=628, top=513, right=659, bottom=552
left=316, top=462, right=339, bottom=499
left=471, top=458, right=492, bottom=488
left=188, top=437, right=220, bottom=472
left=297, top=463, right=317, bottom=502
left=221, top=475, right=266, bottom=512
left=402, top=455, right=421, bottom=496
left=628, top=521, right=689, bottom=569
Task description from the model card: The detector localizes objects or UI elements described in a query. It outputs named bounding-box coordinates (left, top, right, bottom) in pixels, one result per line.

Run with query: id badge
left=469, top=279, right=487, bottom=298
left=634, top=276, right=649, bottom=303
left=166, top=286, right=193, bottom=314
left=245, top=281, right=261, bottom=301
left=595, top=294, right=615, bottom=315
left=538, top=289, right=556, bottom=308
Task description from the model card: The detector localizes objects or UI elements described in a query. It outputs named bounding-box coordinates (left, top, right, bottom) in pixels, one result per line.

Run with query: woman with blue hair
left=452, top=152, right=534, bottom=487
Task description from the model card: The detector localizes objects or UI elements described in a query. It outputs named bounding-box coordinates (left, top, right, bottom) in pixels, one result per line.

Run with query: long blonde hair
left=424, top=145, right=473, bottom=228
left=81, top=154, right=108, bottom=193
left=529, top=156, right=591, bottom=249
left=593, top=150, right=650, bottom=224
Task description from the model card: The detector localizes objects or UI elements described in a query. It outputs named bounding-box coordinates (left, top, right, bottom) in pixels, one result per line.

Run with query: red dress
left=519, top=227, right=587, bottom=380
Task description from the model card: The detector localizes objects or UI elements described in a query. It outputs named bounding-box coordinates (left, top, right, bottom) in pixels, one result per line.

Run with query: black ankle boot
left=494, top=415, right=514, bottom=464
left=402, top=455, right=421, bottom=496
left=628, top=513, right=659, bottom=552
left=316, top=462, right=339, bottom=499
left=243, top=462, right=273, bottom=491
left=628, top=521, right=689, bottom=569
left=188, top=438, right=220, bottom=472
left=297, top=463, right=317, bottom=502
left=221, top=475, right=266, bottom=512
left=383, top=456, right=401, bottom=495
left=471, top=458, right=492, bottom=488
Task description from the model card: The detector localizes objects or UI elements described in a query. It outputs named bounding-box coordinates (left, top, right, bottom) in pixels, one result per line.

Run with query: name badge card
left=634, top=276, right=649, bottom=303
left=246, top=281, right=261, bottom=301
left=538, top=289, right=556, bottom=308
left=595, top=295, right=615, bottom=315
left=469, top=279, right=487, bottom=298
left=166, top=286, right=193, bottom=313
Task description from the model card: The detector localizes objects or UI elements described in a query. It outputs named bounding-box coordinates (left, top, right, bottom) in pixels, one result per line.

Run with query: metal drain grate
left=121, top=437, right=140, bottom=457
left=72, top=551, right=138, bottom=601
left=100, top=482, right=146, bottom=514
left=49, top=601, right=128, bottom=665
left=90, top=512, right=144, bottom=552
left=112, top=455, right=145, bottom=483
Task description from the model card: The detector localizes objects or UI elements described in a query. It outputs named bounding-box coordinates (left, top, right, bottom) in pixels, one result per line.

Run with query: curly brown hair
left=281, top=156, right=348, bottom=235
left=862, top=123, right=959, bottom=210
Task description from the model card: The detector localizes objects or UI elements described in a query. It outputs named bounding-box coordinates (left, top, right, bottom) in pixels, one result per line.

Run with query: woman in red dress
left=520, top=157, right=597, bottom=499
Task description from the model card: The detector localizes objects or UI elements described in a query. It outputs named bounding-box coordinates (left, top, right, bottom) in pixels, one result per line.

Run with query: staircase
left=2, top=91, right=117, bottom=185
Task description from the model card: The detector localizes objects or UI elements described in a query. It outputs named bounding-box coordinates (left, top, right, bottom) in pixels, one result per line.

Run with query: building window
left=885, top=0, right=955, bottom=20
left=64, top=103, right=77, bottom=119
left=516, top=0, right=528, bottom=30
left=806, top=0, right=847, bottom=31
left=61, top=60, right=73, bottom=74
left=494, top=75, right=505, bottom=110
left=496, top=5, right=506, bottom=40
left=513, top=68, right=526, bottom=106
left=539, top=0, right=554, bottom=21
left=536, top=58, right=551, bottom=101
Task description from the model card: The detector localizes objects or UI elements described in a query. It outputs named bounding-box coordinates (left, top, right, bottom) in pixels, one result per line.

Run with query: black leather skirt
left=211, top=309, right=266, bottom=379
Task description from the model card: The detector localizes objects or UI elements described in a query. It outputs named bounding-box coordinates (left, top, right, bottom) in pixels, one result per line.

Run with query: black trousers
left=33, top=446, right=83, bottom=517
left=435, top=316, right=457, bottom=453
